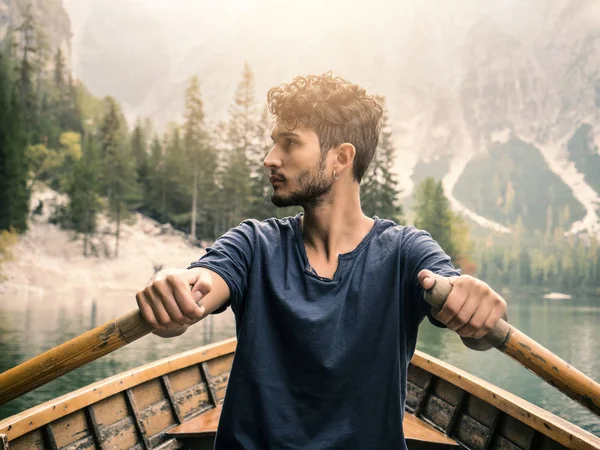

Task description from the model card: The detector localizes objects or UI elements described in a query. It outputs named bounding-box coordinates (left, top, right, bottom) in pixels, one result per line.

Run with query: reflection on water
left=0, top=286, right=598, bottom=436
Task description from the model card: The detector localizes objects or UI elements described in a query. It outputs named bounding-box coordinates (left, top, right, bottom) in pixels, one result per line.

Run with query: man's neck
left=300, top=187, right=374, bottom=263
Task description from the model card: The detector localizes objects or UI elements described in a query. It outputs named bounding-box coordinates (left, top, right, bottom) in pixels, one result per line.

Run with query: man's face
left=264, top=121, right=334, bottom=208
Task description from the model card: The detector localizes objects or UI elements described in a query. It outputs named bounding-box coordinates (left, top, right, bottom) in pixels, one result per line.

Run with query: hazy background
left=57, top=0, right=600, bottom=234
left=1, top=0, right=600, bottom=437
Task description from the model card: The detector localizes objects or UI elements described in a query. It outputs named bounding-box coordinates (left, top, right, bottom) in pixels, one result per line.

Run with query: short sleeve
left=401, top=227, right=461, bottom=336
left=188, top=221, right=256, bottom=314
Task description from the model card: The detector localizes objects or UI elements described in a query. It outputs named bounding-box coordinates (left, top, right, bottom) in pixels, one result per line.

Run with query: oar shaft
left=424, top=275, right=600, bottom=418
left=0, top=309, right=151, bottom=406
left=501, top=327, right=600, bottom=417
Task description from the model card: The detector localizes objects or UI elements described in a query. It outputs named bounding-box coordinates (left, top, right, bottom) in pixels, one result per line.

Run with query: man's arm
left=136, top=267, right=231, bottom=338
left=418, top=270, right=508, bottom=351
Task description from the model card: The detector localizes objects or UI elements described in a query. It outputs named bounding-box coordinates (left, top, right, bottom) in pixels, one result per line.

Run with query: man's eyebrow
left=271, top=131, right=301, bottom=141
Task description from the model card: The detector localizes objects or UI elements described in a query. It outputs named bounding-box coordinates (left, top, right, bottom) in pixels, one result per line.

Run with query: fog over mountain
left=12, top=0, right=600, bottom=234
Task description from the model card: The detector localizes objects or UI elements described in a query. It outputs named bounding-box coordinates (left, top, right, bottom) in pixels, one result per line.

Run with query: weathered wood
left=424, top=275, right=600, bottom=419
left=496, top=414, right=536, bottom=450
left=173, top=384, right=212, bottom=420
left=126, top=388, right=151, bottom=449
left=162, top=375, right=184, bottom=424
left=99, top=416, right=139, bottom=450
left=0, top=310, right=152, bottom=407
left=166, top=404, right=458, bottom=447
left=403, top=413, right=458, bottom=446
left=201, top=354, right=234, bottom=405
left=48, top=409, right=91, bottom=449
left=84, top=406, right=103, bottom=450
left=1, top=338, right=598, bottom=450
left=41, top=425, right=57, bottom=450
left=422, top=395, right=454, bottom=431
left=501, top=327, right=600, bottom=418
left=10, top=429, right=45, bottom=450
left=200, top=363, right=218, bottom=407
left=445, top=390, right=466, bottom=436
left=0, top=338, right=237, bottom=443
left=166, top=405, right=223, bottom=438
left=412, top=351, right=600, bottom=450
left=455, top=413, right=490, bottom=450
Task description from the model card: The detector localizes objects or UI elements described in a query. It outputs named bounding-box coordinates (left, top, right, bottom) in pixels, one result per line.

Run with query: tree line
left=1, top=10, right=599, bottom=293
left=0, top=11, right=403, bottom=258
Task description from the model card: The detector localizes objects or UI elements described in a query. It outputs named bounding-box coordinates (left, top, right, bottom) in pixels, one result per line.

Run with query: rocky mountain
left=7, top=0, right=600, bottom=236
left=0, top=0, right=71, bottom=66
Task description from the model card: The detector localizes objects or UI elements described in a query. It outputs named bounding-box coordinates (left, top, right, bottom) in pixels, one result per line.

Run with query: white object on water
left=543, top=292, right=572, bottom=300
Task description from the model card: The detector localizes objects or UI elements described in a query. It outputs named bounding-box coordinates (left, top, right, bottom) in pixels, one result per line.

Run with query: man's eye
left=285, top=139, right=296, bottom=147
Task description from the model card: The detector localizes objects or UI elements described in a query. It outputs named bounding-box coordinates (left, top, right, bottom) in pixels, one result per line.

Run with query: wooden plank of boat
left=0, top=338, right=598, bottom=450
left=164, top=403, right=458, bottom=447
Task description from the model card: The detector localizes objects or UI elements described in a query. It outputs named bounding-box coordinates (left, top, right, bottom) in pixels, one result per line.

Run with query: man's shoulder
left=375, top=219, right=431, bottom=247
left=233, top=215, right=298, bottom=242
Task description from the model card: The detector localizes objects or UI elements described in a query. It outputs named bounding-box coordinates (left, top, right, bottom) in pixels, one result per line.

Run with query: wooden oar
left=0, top=309, right=151, bottom=406
left=424, top=274, right=600, bottom=418
left=1, top=278, right=599, bottom=419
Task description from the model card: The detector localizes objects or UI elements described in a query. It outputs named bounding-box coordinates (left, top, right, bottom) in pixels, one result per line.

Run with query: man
left=136, top=73, right=507, bottom=449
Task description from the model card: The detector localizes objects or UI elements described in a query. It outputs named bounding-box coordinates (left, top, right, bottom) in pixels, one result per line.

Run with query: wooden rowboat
left=1, top=338, right=599, bottom=450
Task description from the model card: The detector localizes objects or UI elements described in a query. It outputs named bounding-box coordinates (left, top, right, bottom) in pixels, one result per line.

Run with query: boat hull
left=0, top=338, right=598, bottom=450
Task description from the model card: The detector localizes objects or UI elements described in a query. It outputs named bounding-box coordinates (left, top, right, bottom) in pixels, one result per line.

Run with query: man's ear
left=336, top=143, right=356, bottom=174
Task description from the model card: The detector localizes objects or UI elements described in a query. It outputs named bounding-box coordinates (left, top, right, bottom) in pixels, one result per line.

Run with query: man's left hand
left=418, top=270, right=507, bottom=340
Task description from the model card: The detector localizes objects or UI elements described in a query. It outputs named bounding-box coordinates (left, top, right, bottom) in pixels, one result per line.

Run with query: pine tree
left=98, top=97, right=139, bottom=257
left=52, top=48, right=80, bottom=134
left=15, top=5, right=37, bottom=131
left=0, top=47, right=29, bottom=232
left=360, top=101, right=403, bottom=222
left=413, top=177, right=456, bottom=261
left=66, top=134, right=101, bottom=256
left=222, top=63, right=256, bottom=228
left=146, top=134, right=165, bottom=220
left=161, top=125, right=191, bottom=228
left=183, top=76, right=216, bottom=241
left=130, top=119, right=150, bottom=207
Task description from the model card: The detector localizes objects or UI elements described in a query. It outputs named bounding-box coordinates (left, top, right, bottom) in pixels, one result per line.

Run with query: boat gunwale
left=412, top=350, right=600, bottom=450
left=0, top=337, right=237, bottom=441
left=1, top=339, right=598, bottom=449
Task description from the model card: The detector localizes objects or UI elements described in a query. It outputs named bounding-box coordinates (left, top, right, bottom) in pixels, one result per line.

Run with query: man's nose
left=263, top=148, right=281, bottom=169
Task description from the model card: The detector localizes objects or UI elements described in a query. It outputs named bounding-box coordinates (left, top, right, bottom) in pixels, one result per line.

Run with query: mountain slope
left=454, top=138, right=586, bottom=231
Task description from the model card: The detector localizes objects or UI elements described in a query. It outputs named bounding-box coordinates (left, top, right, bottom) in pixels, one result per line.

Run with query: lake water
left=0, top=285, right=599, bottom=437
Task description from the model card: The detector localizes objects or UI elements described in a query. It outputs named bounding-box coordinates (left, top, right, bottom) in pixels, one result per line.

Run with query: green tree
left=52, top=49, right=81, bottom=134
left=161, top=125, right=192, bottom=228
left=222, top=63, right=255, bottom=228
left=145, top=134, right=166, bottom=219
left=98, top=97, right=139, bottom=257
left=0, top=47, right=29, bottom=232
left=65, top=134, right=101, bottom=256
left=15, top=4, right=38, bottom=134
left=130, top=119, right=150, bottom=207
left=413, top=177, right=457, bottom=263
left=183, top=76, right=216, bottom=240
left=361, top=101, right=403, bottom=222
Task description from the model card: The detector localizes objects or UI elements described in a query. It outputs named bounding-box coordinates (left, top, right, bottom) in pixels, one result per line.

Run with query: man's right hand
left=136, top=267, right=212, bottom=338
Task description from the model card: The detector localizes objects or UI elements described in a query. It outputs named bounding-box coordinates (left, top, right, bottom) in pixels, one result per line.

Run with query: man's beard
left=271, top=160, right=333, bottom=209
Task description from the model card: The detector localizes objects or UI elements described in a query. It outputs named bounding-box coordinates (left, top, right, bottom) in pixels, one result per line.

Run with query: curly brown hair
left=267, top=73, right=383, bottom=183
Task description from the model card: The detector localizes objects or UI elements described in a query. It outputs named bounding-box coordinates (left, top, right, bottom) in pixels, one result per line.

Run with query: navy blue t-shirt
left=189, top=214, right=459, bottom=450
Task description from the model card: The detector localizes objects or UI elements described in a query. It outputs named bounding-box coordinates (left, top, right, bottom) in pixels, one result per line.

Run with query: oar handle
left=424, top=275, right=512, bottom=348
left=0, top=309, right=151, bottom=406
left=424, top=274, right=600, bottom=418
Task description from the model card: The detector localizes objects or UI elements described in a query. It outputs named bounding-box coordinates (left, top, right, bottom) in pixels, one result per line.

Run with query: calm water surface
left=0, top=285, right=599, bottom=437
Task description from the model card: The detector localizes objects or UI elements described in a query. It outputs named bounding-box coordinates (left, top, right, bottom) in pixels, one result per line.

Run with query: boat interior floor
left=166, top=405, right=459, bottom=449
